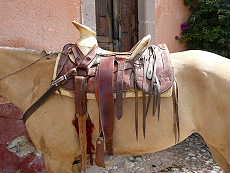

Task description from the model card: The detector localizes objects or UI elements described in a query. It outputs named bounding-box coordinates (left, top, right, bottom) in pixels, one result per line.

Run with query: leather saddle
left=53, top=42, right=175, bottom=172
left=55, top=44, right=173, bottom=93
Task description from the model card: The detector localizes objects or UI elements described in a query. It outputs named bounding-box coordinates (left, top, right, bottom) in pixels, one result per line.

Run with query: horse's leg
left=207, top=144, right=230, bottom=173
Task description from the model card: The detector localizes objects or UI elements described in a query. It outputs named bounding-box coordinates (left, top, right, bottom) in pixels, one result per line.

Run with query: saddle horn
left=72, top=20, right=98, bottom=55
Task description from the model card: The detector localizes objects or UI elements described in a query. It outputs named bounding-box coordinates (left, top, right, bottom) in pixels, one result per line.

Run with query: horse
left=0, top=21, right=229, bottom=173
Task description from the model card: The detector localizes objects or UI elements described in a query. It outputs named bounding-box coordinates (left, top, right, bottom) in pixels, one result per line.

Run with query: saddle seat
left=96, top=34, right=151, bottom=60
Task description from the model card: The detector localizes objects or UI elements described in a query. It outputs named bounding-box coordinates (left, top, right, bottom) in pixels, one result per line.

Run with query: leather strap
left=56, top=44, right=75, bottom=77
left=75, top=76, right=88, bottom=173
left=22, top=84, right=59, bottom=123
left=72, top=44, right=85, bottom=65
left=142, top=91, right=147, bottom=138
left=134, top=90, right=138, bottom=141
left=115, top=60, right=125, bottom=120
left=95, top=137, right=105, bottom=167
left=75, top=76, right=87, bottom=115
left=79, top=46, right=98, bottom=68
left=172, top=81, right=179, bottom=143
left=23, top=68, right=76, bottom=123
left=97, top=56, right=115, bottom=155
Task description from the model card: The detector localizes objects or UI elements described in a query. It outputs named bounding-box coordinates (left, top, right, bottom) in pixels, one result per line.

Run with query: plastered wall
left=0, top=0, right=81, bottom=51
left=155, top=0, right=190, bottom=52
left=0, top=0, right=190, bottom=53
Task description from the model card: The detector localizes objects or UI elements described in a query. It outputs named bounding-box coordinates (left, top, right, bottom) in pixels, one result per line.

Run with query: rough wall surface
left=0, top=0, right=81, bottom=51
left=155, top=0, right=190, bottom=52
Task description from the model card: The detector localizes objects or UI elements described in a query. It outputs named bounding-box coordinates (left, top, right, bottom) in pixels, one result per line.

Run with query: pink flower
left=175, top=35, right=181, bottom=40
left=181, top=22, right=192, bottom=31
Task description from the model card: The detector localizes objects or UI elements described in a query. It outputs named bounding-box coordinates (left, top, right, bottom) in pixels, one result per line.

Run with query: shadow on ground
left=87, top=133, right=224, bottom=173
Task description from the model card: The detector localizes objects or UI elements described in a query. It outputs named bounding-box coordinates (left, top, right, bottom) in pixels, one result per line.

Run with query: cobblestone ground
left=87, top=133, right=224, bottom=173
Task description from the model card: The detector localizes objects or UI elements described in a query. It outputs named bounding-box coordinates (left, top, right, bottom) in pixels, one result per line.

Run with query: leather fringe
left=142, top=91, right=147, bottom=138
left=152, top=83, right=161, bottom=120
left=172, top=81, right=180, bottom=143
left=134, top=90, right=139, bottom=141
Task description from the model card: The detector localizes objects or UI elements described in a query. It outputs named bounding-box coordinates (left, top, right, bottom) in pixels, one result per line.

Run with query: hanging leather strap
left=97, top=56, right=115, bottom=155
left=134, top=90, right=139, bottom=141
left=142, top=91, right=147, bottom=138
left=75, top=76, right=88, bottom=173
left=115, top=60, right=125, bottom=120
left=95, top=136, right=105, bottom=167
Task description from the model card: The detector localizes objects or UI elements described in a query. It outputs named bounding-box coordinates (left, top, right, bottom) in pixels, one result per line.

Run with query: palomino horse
left=0, top=21, right=229, bottom=173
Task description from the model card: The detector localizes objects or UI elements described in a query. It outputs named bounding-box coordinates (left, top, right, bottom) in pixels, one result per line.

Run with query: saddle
left=51, top=42, right=175, bottom=172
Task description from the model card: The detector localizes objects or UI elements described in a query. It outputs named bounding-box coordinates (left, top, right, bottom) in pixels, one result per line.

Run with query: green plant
left=176, top=0, right=230, bottom=58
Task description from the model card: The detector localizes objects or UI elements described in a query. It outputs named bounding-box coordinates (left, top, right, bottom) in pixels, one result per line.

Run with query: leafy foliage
left=176, top=0, right=230, bottom=58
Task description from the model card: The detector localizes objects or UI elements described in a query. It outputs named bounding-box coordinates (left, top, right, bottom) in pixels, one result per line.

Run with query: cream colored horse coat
left=0, top=21, right=229, bottom=173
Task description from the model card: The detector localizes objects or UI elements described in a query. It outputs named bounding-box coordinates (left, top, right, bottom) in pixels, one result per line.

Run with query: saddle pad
left=52, top=85, right=172, bottom=99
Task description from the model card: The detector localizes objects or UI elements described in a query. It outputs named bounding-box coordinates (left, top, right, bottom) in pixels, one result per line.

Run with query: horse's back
left=172, top=50, right=230, bottom=80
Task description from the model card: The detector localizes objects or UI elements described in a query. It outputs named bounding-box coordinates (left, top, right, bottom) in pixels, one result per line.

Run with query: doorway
left=95, top=0, right=138, bottom=51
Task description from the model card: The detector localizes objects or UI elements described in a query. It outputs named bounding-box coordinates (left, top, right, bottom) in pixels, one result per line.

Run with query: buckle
left=51, top=75, right=67, bottom=86
left=51, top=68, right=76, bottom=86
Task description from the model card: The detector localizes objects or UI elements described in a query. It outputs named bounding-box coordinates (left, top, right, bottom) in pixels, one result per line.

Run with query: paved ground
left=87, top=133, right=224, bottom=173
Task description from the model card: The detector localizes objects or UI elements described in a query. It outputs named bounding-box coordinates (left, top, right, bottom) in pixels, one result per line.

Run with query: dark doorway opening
left=95, top=0, right=138, bottom=51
